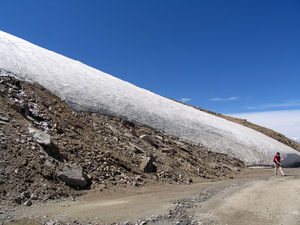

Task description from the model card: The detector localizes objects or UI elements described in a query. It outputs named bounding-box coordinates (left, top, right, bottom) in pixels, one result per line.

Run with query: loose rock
left=58, top=166, right=89, bottom=188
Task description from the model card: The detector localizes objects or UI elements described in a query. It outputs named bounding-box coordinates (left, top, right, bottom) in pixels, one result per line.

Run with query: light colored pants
left=274, top=163, right=285, bottom=176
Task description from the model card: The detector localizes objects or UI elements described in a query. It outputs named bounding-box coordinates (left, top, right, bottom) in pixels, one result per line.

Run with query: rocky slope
left=0, top=75, right=246, bottom=223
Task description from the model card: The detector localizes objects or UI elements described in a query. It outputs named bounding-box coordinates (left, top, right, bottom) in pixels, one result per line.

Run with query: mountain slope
left=0, top=75, right=247, bottom=216
left=1, top=30, right=300, bottom=166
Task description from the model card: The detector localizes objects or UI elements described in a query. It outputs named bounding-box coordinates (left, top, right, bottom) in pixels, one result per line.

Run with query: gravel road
left=4, top=168, right=300, bottom=225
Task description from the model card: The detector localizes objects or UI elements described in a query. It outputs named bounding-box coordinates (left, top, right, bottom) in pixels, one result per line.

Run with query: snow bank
left=1, top=30, right=300, bottom=166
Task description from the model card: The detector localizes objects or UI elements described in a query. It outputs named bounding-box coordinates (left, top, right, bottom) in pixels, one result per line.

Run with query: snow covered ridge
left=1, top=30, right=300, bottom=167
left=292, top=138, right=300, bottom=144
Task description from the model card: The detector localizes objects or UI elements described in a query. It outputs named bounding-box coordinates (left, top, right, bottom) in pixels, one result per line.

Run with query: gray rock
left=209, top=163, right=219, bottom=169
left=161, top=148, right=175, bottom=154
left=0, top=116, right=9, bottom=122
left=197, top=168, right=205, bottom=174
left=129, top=143, right=145, bottom=154
left=23, top=101, right=30, bottom=115
left=106, top=124, right=119, bottom=134
left=222, top=164, right=236, bottom=171
left=24, top=199, right=32, bottom=206
left=139, top=156, right=154, bottom=173
left=43, top=159, right=55, bottom=170
left=10, top=102, right=22, bottom=113
left=135, top=175, right=143, bottom=182
left=140, top=135, right=156, bottom=146
left=58, top=166, right=88, bottom=188
left=21, top=191, right=30, bottom=198
left=130, top=129, right=138, bottom=136
left=155, top=135, right=164, bottom=141
left=124, top=132, right=134, bottom=138
left=132, top=181, right=144, bottom=187
left=126, top=146, right=136, bottom=153
left=28, top=127, right=51, bottom=146
left=174, top=140, right=191, bottom=153
left=31, top=193, right=39, bottom=200
left=45, top=222, right=55, bottom=225
left=14, top=196, right=22, bottom=204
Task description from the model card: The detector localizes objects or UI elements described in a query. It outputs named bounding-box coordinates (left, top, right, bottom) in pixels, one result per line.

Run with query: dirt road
left=5, top=168, right=300, bottom=225
left=194, top=168, right=300, bottom=225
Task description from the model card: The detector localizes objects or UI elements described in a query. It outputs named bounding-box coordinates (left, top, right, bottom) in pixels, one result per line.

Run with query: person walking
left=274, top=152, right=286, bottom=176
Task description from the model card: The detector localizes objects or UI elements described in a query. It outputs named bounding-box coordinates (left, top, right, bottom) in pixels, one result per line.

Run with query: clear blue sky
left=1, top=0, right=300, bottom=138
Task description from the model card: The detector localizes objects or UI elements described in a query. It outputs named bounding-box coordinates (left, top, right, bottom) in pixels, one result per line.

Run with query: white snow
left=293, top=138, right=300, bottom=144
left=1, top=30, right=300, bottom=167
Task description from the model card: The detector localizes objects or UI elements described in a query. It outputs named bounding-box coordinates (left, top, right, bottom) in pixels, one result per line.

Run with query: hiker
left=274, top=152, right=285, bottom=176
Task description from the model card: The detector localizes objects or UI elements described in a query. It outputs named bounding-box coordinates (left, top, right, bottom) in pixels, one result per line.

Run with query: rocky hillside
left=0, top=75, right=246, bottom=220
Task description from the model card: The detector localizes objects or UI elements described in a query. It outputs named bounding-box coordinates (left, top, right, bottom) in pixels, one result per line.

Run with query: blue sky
left=0, top=0, right=299, bottom=139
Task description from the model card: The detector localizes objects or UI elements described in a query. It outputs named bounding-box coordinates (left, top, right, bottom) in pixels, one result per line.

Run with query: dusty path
left=194, top=168, right=300, bottom=225
left=5, top=168, right=300, bottom=225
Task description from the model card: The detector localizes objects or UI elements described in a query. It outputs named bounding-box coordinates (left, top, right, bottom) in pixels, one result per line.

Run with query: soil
left=1, top=74, right=299, bottom=225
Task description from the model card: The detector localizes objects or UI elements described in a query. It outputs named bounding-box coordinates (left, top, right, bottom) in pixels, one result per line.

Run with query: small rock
left=139, top=156, right=154, bottom=173
left=0, top=116, right=9, bottom=122
left=24, top=199, right=32, bottom=206
left=133, top=182, right=144, bottom=187
left=223, top=164, right=236, bottom=171
left=45, top=222, right=55, bottom=225
left=31, top=193, right=39, bottom=200
left=140, top=135, right=156, bottom=146
left=28, top=127, right=51, bottom=146
left=14, top=197, right=22, bottom=204
left=155, top=135, right=164, bottom=141
left=21, top=191, right=30, bottom=198
left=161, top=148, right=175, bottom=154
left=187, top=177, right=193, bottom=183
left=129, top=143, right=145, bottom=153
left=100, top=184, right=108, bottom=189
left=135, top=175, right=143, bottom=182
left=10, top=102, right=22, bottom=113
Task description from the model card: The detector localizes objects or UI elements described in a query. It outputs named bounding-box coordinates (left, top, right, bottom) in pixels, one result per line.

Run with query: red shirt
left=274, top=154, right=281, bottom=163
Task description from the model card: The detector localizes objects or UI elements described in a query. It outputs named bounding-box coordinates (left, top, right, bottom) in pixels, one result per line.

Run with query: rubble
left=0, top=75, right=247, bottom=223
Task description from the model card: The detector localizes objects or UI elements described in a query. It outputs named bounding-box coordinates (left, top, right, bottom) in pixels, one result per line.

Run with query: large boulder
left=58, top=166, right=89, bottom=188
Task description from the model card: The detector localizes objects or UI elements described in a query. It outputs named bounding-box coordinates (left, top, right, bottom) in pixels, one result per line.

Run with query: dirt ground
left=4, top=167, right=300, bottom=225
left=194, top=167, right=300, bottom=225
